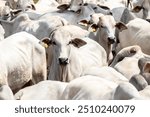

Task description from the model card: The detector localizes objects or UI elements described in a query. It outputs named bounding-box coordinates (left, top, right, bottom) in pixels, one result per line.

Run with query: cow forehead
left=98, top=15, right=116, bottom=27
left=52, top=29, right=72, bottom=42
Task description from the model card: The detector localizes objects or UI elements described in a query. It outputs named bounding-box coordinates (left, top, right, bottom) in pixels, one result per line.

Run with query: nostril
left=108, top=37, right=115, bottom=44
left=146, top=19, right=150, bottom=23
left=58, top=58, right=68, bottom=65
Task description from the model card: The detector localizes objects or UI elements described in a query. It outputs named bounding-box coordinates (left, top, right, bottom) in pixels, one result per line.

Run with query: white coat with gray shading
left=61, top=75, right=140, bottom=100
left=79, top=13, right=127, bottom=63
left=82, top=66, right=128, bottom=82
left=15, top=81, right=68, bottom=100
left=0, top=13, right=68, bottom=39
left=118, top=18, right=150, bottom=55
left=110, top=45, right=150, bottom=79
left=40, top=25, right=107, bottom=82
left=132, top=0, right=150, bottom=21
left=5, top=0, right=35, bottom=10
left=0, top=32, right=47, bottom=93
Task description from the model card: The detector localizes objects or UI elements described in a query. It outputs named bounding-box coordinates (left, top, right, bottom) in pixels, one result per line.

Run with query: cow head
left=40, top=29, right=87, bottom=66
left=132, top=0, right=150, bottom=21
left=15, top=0, right=36, bottom=11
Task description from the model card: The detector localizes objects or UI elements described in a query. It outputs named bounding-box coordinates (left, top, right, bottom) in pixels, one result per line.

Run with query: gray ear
left=88, top=24, right=99, bottom=32
left=70, top=38, right=87, bottom=48
left=57, top=4, right=70, bottom=12
left=97, top=4, right=110, bottom=10
left=39, top=38, right=52, bottom=48
left=132, top=6, right=143, bottom=13
left=115, top=22, right=127, bottom=32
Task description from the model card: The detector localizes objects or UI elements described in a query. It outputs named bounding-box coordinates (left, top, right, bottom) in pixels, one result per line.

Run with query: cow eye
left=93, top=7, right=97, bottom=10
left=79, top=3, right=82, bottom=6
left=52, top=41, right=56, bottom=45
left=101, top=25, right=105, bottom=28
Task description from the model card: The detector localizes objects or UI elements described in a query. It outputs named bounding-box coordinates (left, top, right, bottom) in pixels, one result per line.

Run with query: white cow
left=110, top=45, right=150, bottom=79
left=5, top=0, right=35, bottom=10
left=40, top=25, right=107, bottom=82
left=0, top=13, right=68, bottom=39
left=15, top=80, right=68, bottom=100
left=0, top=32, right=47, bottom=94
left=61, top=75, right=140, bottom=100
left=118, top=18, right=150, bottom=55
left=132, top=0, right=150, bottom=21
left=79, top=13, right=127, bottom=63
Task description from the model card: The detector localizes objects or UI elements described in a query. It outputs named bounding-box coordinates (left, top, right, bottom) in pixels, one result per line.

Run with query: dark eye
left=52, top=41, right=56, bottom=45
left=79, top=3, right=82, bottom=6
left=93, top=7, right=97, bottom=10
left=101, top=25, right=104, bottom=28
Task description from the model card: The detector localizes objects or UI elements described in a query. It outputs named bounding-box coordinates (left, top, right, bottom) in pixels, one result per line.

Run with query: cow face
left=15, top=0, right=36, bottom=11
left=40, top=30, right=87, bottom=66
left=132, top=0, right=150, bottom=20
left=69, top=0, right=84, bottom=12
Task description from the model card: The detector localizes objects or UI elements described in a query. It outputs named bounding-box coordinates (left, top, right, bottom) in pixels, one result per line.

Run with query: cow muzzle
left=58, top=58, right=69, bottom=65
left=108, top=37, right=116, bottom=44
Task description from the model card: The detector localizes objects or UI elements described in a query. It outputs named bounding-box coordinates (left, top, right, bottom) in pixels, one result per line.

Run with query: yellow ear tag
left=41, top=42, right=49, bottom=48
left=92, top=28, right=96, bottom=32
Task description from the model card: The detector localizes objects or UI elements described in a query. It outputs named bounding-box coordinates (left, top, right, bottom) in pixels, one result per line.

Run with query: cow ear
left=97, top=4, right=110, bottom=10
left=143, top=63, right=150, bottom=73
left=115, top=22, right=127, bottom=32
left=39, top=38, right=52, bottom=48
left=88, top=24, right=98, bottom=32
left=132, top=6, right=143, bottom=13
left=57, top=4, right=70, bottom=12
left=31, top=4, right=36, bottom=10
left=70, top=38, right=87, bottom=48
left=78, top=19, right=90, bottom=27
left=11, top=9, right=22, bottom=15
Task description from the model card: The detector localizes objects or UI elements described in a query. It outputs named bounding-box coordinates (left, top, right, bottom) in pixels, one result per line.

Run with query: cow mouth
left=59, top=64, right=68, bottom=82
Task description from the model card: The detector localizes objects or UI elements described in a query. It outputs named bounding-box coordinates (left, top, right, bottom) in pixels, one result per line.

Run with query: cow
left=82, top=66, right=128, bottom=82
left=110, top=45, right=150, bottom=79
left=0, top=31, right=47, bottom=94
left=79, top=13, right=127, bottom=63
left=40, top=25, right=107, bottom=82
left=61, top=75, right=140, bottom=100
left=132, top=0, right=150, bottom=21
left=0, top=13, right=68, bottom=39
left=117, top=18, right=150, bottom=55
left=5, top=0, right=36, bottom=10
left=15, top=80, right=68, bottom=100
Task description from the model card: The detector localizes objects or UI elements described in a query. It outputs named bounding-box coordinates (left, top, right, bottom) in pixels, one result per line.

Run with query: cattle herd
left=0, top=0, right=150, bottom=100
